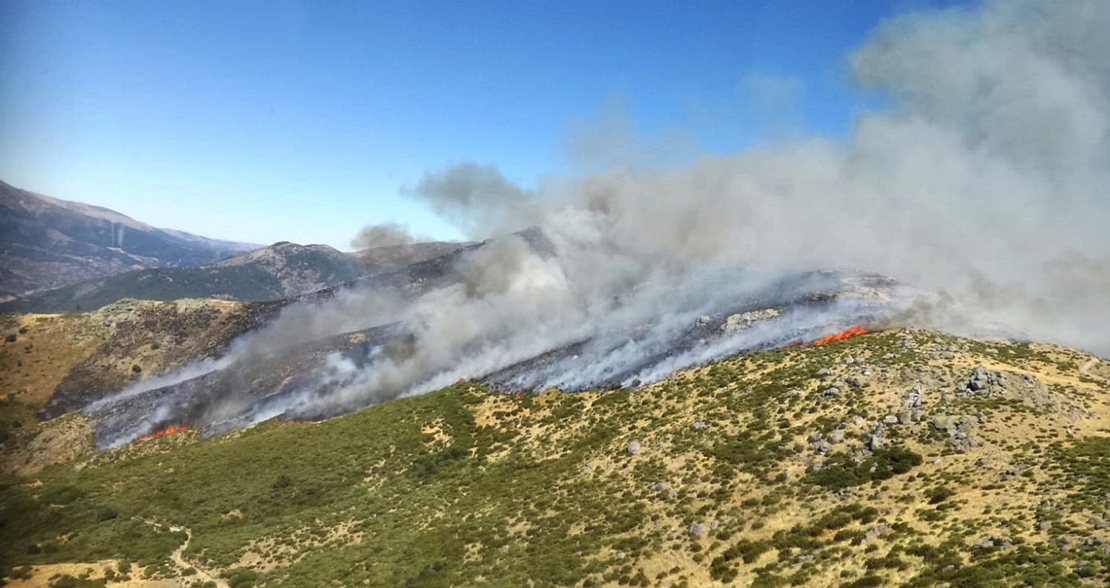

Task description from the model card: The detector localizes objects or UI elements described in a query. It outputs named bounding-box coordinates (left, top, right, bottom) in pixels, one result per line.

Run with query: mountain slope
left=0, top=180, right=257, bottom=300
left=0, top=242, right=367, bottom=314
left=351, top=241, right=474, bottom=272
left=3, top=330, right=1110, bottom=587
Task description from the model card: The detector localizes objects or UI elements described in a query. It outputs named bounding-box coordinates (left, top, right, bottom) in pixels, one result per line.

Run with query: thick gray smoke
left=408, top=163, right=540, bottom=239
left=349, top=222, right=423, bottom=250
left=87, top=0, right=1110, bottom=446
left=410, top=0, right=1110, bottom=353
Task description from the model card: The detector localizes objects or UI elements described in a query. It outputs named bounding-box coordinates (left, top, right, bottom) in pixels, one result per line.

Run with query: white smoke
left=87, top=0, right=1110, bottom=446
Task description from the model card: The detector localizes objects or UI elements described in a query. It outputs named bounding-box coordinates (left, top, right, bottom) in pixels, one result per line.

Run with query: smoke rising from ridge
left=88, top=0, right=1110, bottom=446
left=349, top=222, right=425, bottom=250
left=412, top=0, right=1110, bottom=352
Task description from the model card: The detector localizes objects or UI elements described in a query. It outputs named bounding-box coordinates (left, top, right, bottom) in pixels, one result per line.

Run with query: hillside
left=0, top=239, right=476, bottom=315
left=0, top=243, right=366, bottom=315
left=0, top=180, right=256, bottom=300
left=3, top=329, right=1110, bottom=587
left=351, top=241, right=474, bottom=272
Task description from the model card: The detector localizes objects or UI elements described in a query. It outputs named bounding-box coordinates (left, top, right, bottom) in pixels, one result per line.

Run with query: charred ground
left=2, top=330, right=1110, bottom=588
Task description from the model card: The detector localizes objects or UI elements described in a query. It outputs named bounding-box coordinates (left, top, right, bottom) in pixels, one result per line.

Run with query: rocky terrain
left=0, top=180, right=256, bottom=301
left=1, top=329, right=1110, bottom=587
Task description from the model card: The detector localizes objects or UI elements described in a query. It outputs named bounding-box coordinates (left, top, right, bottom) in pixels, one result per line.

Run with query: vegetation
left=2, top=329, right=1109, bottom=586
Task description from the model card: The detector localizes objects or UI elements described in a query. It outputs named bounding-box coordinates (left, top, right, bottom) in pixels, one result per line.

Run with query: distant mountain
left=0, top=180, right=257, bottom=300
left=0, top=241, right=367, bottom=314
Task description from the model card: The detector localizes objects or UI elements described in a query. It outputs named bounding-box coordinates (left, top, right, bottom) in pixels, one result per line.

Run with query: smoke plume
left=411, top=0, right=1110, bottom=353
left=349, top=222, right=424, bottom=250
left=88, top=0, right=1110, bottom=446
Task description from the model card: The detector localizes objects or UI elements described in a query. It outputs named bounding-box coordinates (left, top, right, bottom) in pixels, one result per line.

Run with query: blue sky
left=0, top=0, right=971, bottom=249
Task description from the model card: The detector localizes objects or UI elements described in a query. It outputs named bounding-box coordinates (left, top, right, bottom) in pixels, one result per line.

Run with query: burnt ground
left=37, top=299, right=287, bottom=419
left=82, top=269, right=904, bottom=448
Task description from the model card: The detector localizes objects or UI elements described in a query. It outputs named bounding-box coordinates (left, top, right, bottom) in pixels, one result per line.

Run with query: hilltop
left=3, top=328, right=1110, bottom=587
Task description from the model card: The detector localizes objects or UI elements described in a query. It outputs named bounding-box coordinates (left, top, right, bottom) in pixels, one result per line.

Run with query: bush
left=807, top=448, right=923, bottom=490
left=926, top=486, right=956, bottom=505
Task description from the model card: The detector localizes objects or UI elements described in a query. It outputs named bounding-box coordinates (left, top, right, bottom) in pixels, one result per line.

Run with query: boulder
left=721, top=308, right=780, bottom=332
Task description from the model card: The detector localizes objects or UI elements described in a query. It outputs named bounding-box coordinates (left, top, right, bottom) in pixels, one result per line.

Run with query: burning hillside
left=44, top=0, right=1110, bottom=451
left=82, top=233, right=918, bottom=449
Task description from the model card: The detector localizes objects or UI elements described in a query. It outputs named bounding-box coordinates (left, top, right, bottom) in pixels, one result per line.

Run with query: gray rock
left=973, top=539, right=995, bottom=550
left=830, top=429, right=846, bottom=443
left=815, top=368, right=831, bottom=377
left=933, top=415, right=957, bottom=434
left=965, top=366, right=1007, bottom=396
left=1090, top=516, right=1110, bottom=530
left=898, top=412, right=914, bottom=425
left=868, top=435, right=885, bottom=451
left=626, top=440, right=641, bottom=455
left=652, top=482, right=670, bottom=492
left=710, top=520, right=720, bottom=530
left=883, top=415, right=900, bottom=425
left=882, top=353, right=896, bottom=359
left=847, top=376, right=869, bottom=388
left=814, top=440, right=831, bottom=454
left=904, top=388, right=925, bottom=408
left=615, top=551, right=626, bottom=559
left=691, top=421, right=708, bottom=430
left=1039, top=521, right=1053, bottom=532
left=689, top=522, right=707, bottom=536
left=696, top=316, right=711, bottom=326
left=721, top=308, right=780, bottom=332
left=821, top=386, right=841, bottom=398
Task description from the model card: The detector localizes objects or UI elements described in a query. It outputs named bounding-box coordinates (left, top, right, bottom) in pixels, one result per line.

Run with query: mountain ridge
left=0, top=180, right=257, bottom=300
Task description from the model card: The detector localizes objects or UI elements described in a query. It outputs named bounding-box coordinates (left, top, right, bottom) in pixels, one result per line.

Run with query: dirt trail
left=152, top=521, right=229, bottom=588
left=1081, top=358, right=1109, bottom=383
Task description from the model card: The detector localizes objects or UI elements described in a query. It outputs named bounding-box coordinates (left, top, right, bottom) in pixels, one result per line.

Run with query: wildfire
left=136, top=425, right=187, bottom=442
left=275, top=417, right=316, bottom=425
left=812, top=325, right=870, bottom=346
left=780, top=326, right=872, bottom=350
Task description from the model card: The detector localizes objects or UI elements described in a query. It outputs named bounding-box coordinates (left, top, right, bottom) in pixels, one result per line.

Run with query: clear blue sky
left=0, top=0, right=971, bottom=249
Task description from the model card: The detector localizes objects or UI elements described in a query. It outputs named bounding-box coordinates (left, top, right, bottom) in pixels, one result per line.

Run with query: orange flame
left=779, top=326, right=872, bottom=350
left=812, top=325, right=870, bottom=346
left=136, top=425, right=187, bottom=442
